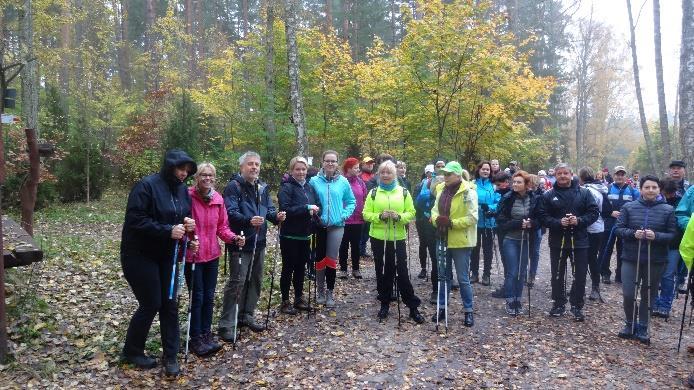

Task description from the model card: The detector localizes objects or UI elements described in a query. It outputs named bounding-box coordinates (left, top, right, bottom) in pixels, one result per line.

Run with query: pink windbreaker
left=186, top=187, right=238, bottom=263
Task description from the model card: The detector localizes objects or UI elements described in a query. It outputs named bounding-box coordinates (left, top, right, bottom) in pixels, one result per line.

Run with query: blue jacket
left=605, top=183, right=640, bottom=227
left=475, top=177, right=500, bottom=228
left=676, top=186, right=694, bottom=231
left=223, top=174, right=279, bottom=252
left=309, top=170, right=356, bottom=227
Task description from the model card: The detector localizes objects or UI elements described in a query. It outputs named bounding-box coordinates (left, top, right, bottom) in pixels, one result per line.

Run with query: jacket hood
left=189, top=186, right=222, bottom=205
left=285, top=174, right=307, bottom=187
left=160, top=149, right=197, bottom=186
left=553, top=177, right=579, bottom=190
left=318, top=169, right=342, bottom=181
left=585, top=181, right=608, bottom=194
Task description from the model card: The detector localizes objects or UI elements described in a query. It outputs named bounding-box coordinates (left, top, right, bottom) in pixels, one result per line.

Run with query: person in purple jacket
left=339, top=157, right=367, bottom=279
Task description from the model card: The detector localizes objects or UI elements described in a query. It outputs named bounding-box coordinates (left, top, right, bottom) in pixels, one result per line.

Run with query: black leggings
left=339, top=224, right=362, bottom=271
left=415, top=218, right=436, bottom=271
left=471, top=227, right=494, bottom=277
left=371, top=238, right=420, bottom=308
left=121, top=253, right=180, bottom=358
left=280, top=237, right=308, bottom=301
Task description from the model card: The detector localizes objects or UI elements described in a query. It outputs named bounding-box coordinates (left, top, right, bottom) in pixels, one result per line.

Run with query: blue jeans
left=529, top=228, right=542, bottom=278
left=655, top=249, right=681, bottom=313
left=502, top=237, right=529, bottom=303
left=437, top=248, right=474, bottom=312
left=185, top=259, right=219, bottom=337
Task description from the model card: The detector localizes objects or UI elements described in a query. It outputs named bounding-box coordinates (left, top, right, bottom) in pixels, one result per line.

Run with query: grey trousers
left=218, top=249, right=265, bottom=330
left=621, top=260, right=665, bottom=328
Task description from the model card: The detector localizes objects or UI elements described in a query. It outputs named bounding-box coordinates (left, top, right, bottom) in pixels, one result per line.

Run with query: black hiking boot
left=190, top=335, right=215, bottom=357
left=378, top=303, right=389, bottom=320
left=409, top=307, right=425, bottom=324
left=470, top=273, right=479, bottom=284
left=163, top=356, right=180, bottom=377
left=549, top=304, right=565, bottom=317
left=491, top=286, right=506, bottom=299
left=480, top=275, right=491, bottom=286
left=202, top=331, right=222, bottom=355
left=464, top=312, right=474, bottom=327
left=418, top=269, right=427, bottom=279
left=431, top=309, right=446, bottom=323
left=634, top=324, right=650, bottom=345
left=570, top=306, right=585, bottom=322
left=240, top=319, right=266, bottom=333
left=601, top=274, right=611, bottom=285
left=618, top=321, right=634, bottom=339
left=281, top=300, right=298, bottom=315
left=120, top=353, right=157, bottom=369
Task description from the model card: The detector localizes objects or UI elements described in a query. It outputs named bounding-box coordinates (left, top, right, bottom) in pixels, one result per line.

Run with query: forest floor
left=1, top=188, right=693, bottom=389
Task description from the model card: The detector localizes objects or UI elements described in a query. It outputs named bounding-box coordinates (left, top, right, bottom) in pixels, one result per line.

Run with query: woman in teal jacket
left=471, top=161, right=500, bottom=285
left=309, top=150, right=356, bottom=309
left=363, top=160, right=425, bottom=323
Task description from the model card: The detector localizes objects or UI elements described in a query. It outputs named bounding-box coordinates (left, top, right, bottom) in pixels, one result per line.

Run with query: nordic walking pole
left=168, top=237, right=181, bottom=300
left=435, top=236, right=442, bottom=332
left=224, top=244, right=228, bottom=276
left=307, top=234, right=313, bottom=319
left=265, top=222, right=282, bottom=328
left=645, top=240, right=652, bottom=345
left=406, top=222, right=412, bottom=281
left=184, top=235, right=199, bottom=363
left=232, top=231, right=245, bottom=348
left=393, top=217, right=402, bottom=328
left=632, top=230, right=643, bottom=335
left=677, top=273, right=692, bottom=352
left=443, top=234, right=448, bottom=333
left=516, top=229, right=524, bottom=316
left=177, top=236, right=189, bottom=301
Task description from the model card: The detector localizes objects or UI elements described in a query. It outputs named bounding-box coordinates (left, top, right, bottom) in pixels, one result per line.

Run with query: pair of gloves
left=379, top=211, right=401, bottom=221
left=480, top=203, right=495, bottom=218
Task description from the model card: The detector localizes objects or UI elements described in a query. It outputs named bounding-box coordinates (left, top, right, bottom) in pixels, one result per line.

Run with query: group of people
left=118, top=148, right=694, bottom=378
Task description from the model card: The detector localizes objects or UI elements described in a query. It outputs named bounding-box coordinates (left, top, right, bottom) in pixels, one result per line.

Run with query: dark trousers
left=371, top=238, right=421, bottom=308
left=599, top=226, right=623, bottom=280
left=415, top=218, right=436, bottom=272
left=587, top=232, right=603, bottom=287
left=339, top=224, right=362, bottom=271
left=184, top=259, right=219, bottom=338
left=121, top=253, right=179, bottom=358
left=471, top=227, right=494, bottom=277
left=280, top=237, right=308, bottom=301
left=549, top=247, right=588, bottom=309
left=497, top=230, right=508, bottom=278
left=360, top=222, right=371, bottom=255
left=622, top=261, right=665, bottom=328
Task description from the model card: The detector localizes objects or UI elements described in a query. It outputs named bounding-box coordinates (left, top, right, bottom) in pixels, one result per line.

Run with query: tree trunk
left=116, top=0, right=131, bottom=90
left=20, top=0, right=38, bottom=136
left=185, top=0, right=195, bottom=81
left=627, top=0, right=658, bottom=174
left=264, top=0, right=277, bottom=154
left=680, top=0, right=694, bottom=179
left=653, top=0, right=670, bottom=170
left=145, top=0, right=157, bottom=91
left=390, top=0, right=397, bottom=46
left=284, top=0, right=309, bottom=156
left=59, top=3, right=70, bottom=114
left=325, top=0, right=333, bottom=32
left=242, top=0, right=249, bottom=37
left=342, top=0, right=350, bottom=40
left=20, top=129, right=39, bottom=236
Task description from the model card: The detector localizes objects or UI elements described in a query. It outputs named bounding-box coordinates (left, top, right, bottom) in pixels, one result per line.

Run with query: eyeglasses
left=323, top=160, right=337, bottom=164
left=199, top=173, right=215, bottom=179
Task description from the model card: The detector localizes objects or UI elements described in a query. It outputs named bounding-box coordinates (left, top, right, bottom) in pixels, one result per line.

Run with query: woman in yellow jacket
left=363, top=160, right=425, bottom=323
left=431, top=161, right=479, bottom=327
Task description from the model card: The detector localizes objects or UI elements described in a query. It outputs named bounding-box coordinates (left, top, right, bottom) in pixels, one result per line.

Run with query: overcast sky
left=576, top=0, right=682, bottom=120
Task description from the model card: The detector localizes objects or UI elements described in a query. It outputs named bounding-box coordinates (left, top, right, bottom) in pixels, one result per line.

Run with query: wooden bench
left=2, top=215, right=43, bottom=268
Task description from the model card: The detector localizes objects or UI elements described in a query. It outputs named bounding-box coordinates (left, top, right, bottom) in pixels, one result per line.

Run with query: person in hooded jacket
left=471, top=161, right=500, bottom=286
left=338, top=157, right=367, bottom=279
left=537, top=163, right=599, bottom=321
left=309, top=150, right=357, bottom=309
left=277, top=156, right=320, bottom=315
left=185, top=163, right=245, bottom=357
left=120, top=149, right=198, bottom=376
left=496, top=170, right=539, bottom=315
left=579, top=167, right=613, bottom=302
left=615, top=175, right=677, bottom=344
left=218, top=151, right=286, bottom=339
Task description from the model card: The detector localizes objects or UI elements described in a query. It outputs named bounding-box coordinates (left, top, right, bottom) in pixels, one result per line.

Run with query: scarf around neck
left=438, top=181, right=462, bottom=217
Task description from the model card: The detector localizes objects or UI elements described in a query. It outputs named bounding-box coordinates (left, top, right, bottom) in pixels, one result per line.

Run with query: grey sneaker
left=326, top=290, right=336, bottom=308
left=317, top=289, right=326, bottom=305
left=338, top=270, right=349, bottom=279
left=352, top=269, right=363, bottom=279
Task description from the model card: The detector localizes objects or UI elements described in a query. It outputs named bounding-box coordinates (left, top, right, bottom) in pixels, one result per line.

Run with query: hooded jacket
left=223, top=174, right=279, bottom=252
left=681, top=215, right=694, bottom=270
left=615, top=198, right=677, bottom=265
left=582, top=180, right=613, bottom=234
left=309, top=170, right=356, bottom=227
left=121, top=149, right=197, bottom=261
left=475, top=177, right=500, bottom=229
left=414, top=177, right=435, bottom=221
left=537, top=178, right=600, bottom=249
left=362, top=184, right=415, bottom=241
left=187, top=187, right=237, bottom=263
left=345, top=175, right=367, bottom=225
left=431, top=180, right=479, bottom=248
left=676, top=186, right=694, bottom=231
left=277, top=175, right=320, bottom=237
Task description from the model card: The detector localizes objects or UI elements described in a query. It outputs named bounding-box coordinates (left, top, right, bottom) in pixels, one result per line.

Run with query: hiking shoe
left=281, top=300, right=298, bottom=315
left=570, top=306, right=585, bottom=322
left=217, top=327, right=237, bottom=343
left=418, top=269, right=427, bottom=279
left=481, top=275, right=491, bottom=286
left=352, top=269, right=363, bottom=279
left=588, top=286, right=601, bottom=301
left=491, top=287, right=506, bottom=299
left=163, top=356, right=180, bottom=377
left=240, top=319, right=266, bottom=333
left=316, top=290, right=326, bottom=305
left=190, top=335, right=215, bottom=357
left=338, top=270, right=349, bottom=279
left=470, top=274, right=479, bottom=284
left=378, top=303, right=389, bottom=320
left=451, top=281, right=460, bottom=291
left=120, top=353, right=157, bottom=369
left=634, top=324, right=650, bottom=345
left=429, top=291, right=438, bottom=304
left=326, top=290, right=336, bottom=308
left=506, top=302, right=518, bottom=316
left=409, top=307, right=425, bottom=324
left=431, top=309, right=446, bottom=323
left=294, top=296, right=310, bottom=311
left=202, top=331, right=222, bottom=355
left=618, top=322, right=635, bottom=339
left=549, top=304, right=565, bottom=317
left=679, top=282, right=688, bottom=294
left=652, top=307, right=670, bottom=319
left=464, top=312, right=474, bottom=327
left=601, top=275, right=611, bottom=285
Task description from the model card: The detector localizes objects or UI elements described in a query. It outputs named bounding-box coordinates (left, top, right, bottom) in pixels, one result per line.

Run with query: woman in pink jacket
left=186, top=162, right=245, bottom=357
left=339, top=157, right=367, bottom=279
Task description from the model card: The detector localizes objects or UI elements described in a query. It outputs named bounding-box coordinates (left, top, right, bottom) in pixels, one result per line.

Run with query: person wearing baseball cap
left=668, top=160, right=689, bottom=197
left=360, top=156, right=375, bottom=183
left=598, top=165, right=640, bottom=285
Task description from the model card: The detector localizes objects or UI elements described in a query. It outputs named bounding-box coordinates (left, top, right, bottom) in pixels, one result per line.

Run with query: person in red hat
left=339, top=157, right=367, bottom=279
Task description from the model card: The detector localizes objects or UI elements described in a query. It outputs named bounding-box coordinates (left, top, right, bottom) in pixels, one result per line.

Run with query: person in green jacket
left=431, top=161, right=479, bottom=327
left=363, top=160, right=425, bottom=324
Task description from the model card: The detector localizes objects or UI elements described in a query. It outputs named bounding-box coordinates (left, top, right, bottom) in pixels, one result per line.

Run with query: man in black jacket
left=218, top=151, right=286, bottom=339
left=538, top=163, right=599, bottom=321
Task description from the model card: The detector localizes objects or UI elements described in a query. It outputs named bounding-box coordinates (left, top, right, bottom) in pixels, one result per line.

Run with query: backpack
left=370, top=186, right=408, bottom=202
